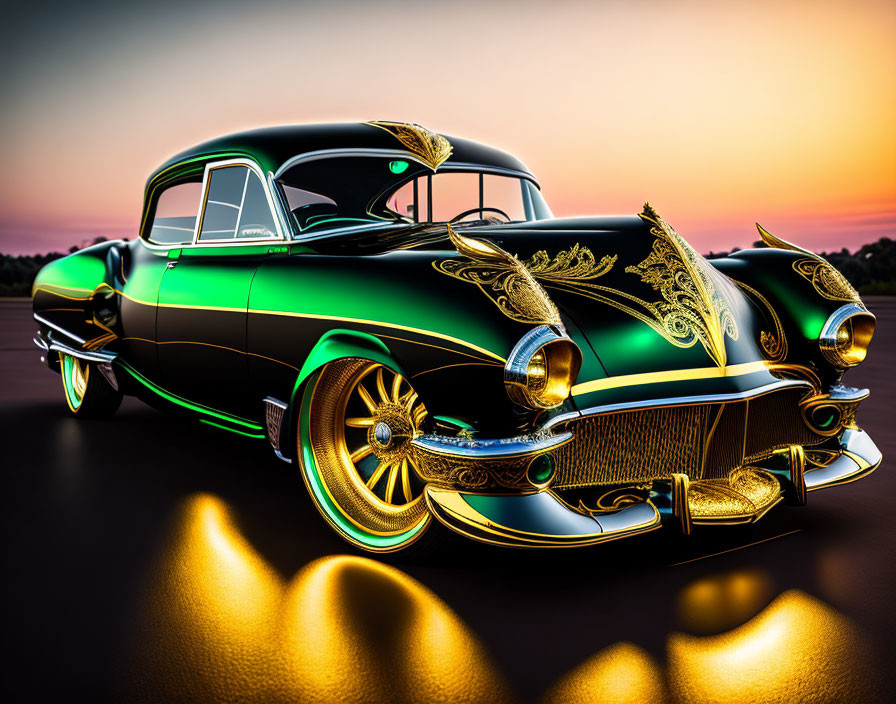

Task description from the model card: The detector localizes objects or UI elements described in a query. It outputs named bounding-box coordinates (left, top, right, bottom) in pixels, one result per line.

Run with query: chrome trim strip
left=33, top=314, right=88, bottom=345
left=273, top=147, right=536, bottom=182
left=97, top=362, right=119, bottom=391
left=542, top=379, right=813, bottom=431
left=827, top=384, right=870, bottom=402
left=411, top=430, right=572, bottom=459
left=504, top=325, right=568, bottom=388
left=191, top=158, right=286, bottom=245
left=806, top=428, right=881, bottom=490
left=47, top=340, right=117, bottom=363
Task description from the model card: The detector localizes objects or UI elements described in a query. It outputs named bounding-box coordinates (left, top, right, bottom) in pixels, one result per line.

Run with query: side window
left=147, top=181, right=202, bottom=245
left=198, top=165, right=279, bottom=241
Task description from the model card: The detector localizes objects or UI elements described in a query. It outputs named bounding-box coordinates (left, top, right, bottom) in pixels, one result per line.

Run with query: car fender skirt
left=424, top=487, right=661, bottom=548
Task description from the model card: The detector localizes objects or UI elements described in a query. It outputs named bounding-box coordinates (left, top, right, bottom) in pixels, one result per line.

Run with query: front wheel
left=297, top=358, right=444, bottom=554
left=59, top=353, right=122, bottom=418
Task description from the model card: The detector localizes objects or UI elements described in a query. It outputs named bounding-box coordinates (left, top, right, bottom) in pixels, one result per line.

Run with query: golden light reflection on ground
left=667, top=590, right=883, bottom=703
left=540, top=642, right=668, bottom=704
left=675, top=567, right=774, bottom=635
left=543, top=582, right=884, bottom=704
left=128, top=493, right=512, bottom=703
left=128, top=494, right=885, bottom=703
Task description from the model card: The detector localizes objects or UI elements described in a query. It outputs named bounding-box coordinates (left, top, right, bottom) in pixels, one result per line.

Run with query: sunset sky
left=2, top=0, right=894, bottom=255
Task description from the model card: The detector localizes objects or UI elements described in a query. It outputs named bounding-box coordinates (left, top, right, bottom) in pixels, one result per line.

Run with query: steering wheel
left=449, top=207, right=512, bottom=223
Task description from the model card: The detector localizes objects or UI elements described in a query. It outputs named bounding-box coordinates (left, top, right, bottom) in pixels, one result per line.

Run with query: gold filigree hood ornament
left=632, top=204, right=739, bottom=368
left=434, top=206, right=740, bottom=367
left=756, top=223, right=860, bottom=302
left=434, top=226, right=564, bottom=325
left=366, top=121, right=453, bottom=170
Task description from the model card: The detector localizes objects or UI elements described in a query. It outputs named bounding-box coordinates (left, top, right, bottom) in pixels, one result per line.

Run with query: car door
left=156, top=159, right=284, bottom=416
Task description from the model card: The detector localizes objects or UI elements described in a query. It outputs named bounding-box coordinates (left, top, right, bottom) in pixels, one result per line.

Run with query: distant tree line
left=2, top=235, right=894, bottom=296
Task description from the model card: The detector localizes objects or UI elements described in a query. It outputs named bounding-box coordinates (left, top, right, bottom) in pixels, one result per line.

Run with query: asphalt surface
left=2, top=297, right=894, bottom=703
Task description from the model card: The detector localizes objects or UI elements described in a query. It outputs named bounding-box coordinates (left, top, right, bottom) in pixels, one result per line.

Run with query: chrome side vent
left=263, top=397, right=291, bottom=464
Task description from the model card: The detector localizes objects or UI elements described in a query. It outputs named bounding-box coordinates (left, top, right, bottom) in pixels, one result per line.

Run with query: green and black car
left=32, top=121, right=880, bottom=553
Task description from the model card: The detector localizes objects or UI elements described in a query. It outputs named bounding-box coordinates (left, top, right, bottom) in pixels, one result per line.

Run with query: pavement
left=2, top=296, right=894, bottom=702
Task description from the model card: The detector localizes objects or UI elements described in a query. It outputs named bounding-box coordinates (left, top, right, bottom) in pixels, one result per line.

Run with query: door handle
left=166, top=260, right=178, bottom=269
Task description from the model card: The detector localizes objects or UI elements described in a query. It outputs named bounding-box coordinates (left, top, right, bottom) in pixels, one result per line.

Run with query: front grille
left=552, top=387, right=822, bottom=488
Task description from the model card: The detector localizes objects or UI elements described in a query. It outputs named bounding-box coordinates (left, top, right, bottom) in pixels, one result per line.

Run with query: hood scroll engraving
left=756, top=224, right=860, bottom=303
left=434, top=205, right=742, bottom=368
left=434, top=226, right=564, bottom=326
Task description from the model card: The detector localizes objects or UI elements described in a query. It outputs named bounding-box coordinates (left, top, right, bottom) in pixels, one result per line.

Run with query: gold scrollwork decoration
left=366, top=120, right=453, bottom=170
left=433, top=225, right=564, bottom=325
left=434, top=205, right=740, bottom=367
left=628, top=204, right=739, bottom=368
left=756, top=223, right=859, bottom=302
left=410, top=447, right=533, bottom=491
left=733, top=281, right=788, bottom=361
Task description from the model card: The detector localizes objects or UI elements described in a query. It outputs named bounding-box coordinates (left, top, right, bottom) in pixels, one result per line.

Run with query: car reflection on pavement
left=125, top=493, right=885, bottom=704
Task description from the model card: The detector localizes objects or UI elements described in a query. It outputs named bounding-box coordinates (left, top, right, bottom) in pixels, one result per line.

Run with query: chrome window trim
left=539, top=378, right=814, bottom=432
left=192, top=158, right=286, bottom=245
left=274, top=147, right=540, bottom=242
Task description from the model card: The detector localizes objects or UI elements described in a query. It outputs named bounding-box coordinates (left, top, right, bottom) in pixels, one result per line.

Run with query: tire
left=297, top=358, right=449, bottom=555
left=58, top=352, right=122, bottom=418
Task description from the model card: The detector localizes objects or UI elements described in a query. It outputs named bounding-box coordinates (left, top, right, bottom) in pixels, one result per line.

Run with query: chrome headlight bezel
left=819, top=303, right=876, bottom=368
left=505, top=325, right=582, bottom=410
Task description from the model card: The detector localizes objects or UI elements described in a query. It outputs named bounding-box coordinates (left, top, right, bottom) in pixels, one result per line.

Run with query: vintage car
left=32, top=121, right=881, bottom=553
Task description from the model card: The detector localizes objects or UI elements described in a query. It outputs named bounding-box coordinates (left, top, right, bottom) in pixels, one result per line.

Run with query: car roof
left=147, top=122, right=535, bottom=187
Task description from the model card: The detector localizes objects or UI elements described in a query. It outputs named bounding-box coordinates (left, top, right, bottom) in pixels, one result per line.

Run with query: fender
left=282, top=329, right=408, bottom=460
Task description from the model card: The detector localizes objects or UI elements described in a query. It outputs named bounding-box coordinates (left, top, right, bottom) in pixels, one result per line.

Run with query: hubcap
left=343, top=364, right=428, bottom=506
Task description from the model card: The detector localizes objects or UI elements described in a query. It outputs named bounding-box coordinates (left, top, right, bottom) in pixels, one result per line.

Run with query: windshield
left=277, top=155, right=551, bottom=234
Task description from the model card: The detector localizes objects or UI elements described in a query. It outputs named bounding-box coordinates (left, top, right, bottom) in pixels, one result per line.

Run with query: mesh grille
left=552, top=387, right=822, bottom=488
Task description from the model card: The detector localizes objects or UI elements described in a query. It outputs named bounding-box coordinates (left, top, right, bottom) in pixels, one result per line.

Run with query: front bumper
left=421, top=426, right=881, bottom=549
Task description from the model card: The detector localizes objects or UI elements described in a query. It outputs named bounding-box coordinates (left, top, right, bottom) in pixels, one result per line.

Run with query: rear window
left=147, top=181, right=202, bottom=245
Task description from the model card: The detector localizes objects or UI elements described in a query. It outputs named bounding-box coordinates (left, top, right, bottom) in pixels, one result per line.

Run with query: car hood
left=450, top=211, right=786, bottom=407
left=308, top=209, right=787, bottom=409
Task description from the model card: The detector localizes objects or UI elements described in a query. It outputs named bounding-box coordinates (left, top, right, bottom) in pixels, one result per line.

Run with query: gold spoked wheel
left=344, top=362, right=428, bottom=505
left=301, top=359, right=431, bottom=550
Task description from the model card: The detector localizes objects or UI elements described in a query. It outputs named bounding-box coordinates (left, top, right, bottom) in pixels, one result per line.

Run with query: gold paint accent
left=44, top=281, right=506, bottom=363
left=733, top=281, right=788, bottom=361
left=434, top=225, right=563, bottom=325
left=756, top=223, right=859, bottom=302
left=366, top=120, right=453, bottom=170
left=571, top=360, right=769, bottom=396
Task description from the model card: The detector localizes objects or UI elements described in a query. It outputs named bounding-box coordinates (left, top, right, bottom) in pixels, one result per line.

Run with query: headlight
left=505, top=326, right=582, bottom=409
left=819, top=303, right=876, bottom=368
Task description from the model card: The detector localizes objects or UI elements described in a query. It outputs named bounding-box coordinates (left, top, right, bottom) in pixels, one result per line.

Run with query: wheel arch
left=283, top=328, right=409, bottom=461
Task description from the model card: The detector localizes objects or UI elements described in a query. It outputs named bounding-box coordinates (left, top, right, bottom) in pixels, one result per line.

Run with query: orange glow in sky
left=2, top=0, right=894, bottom=254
